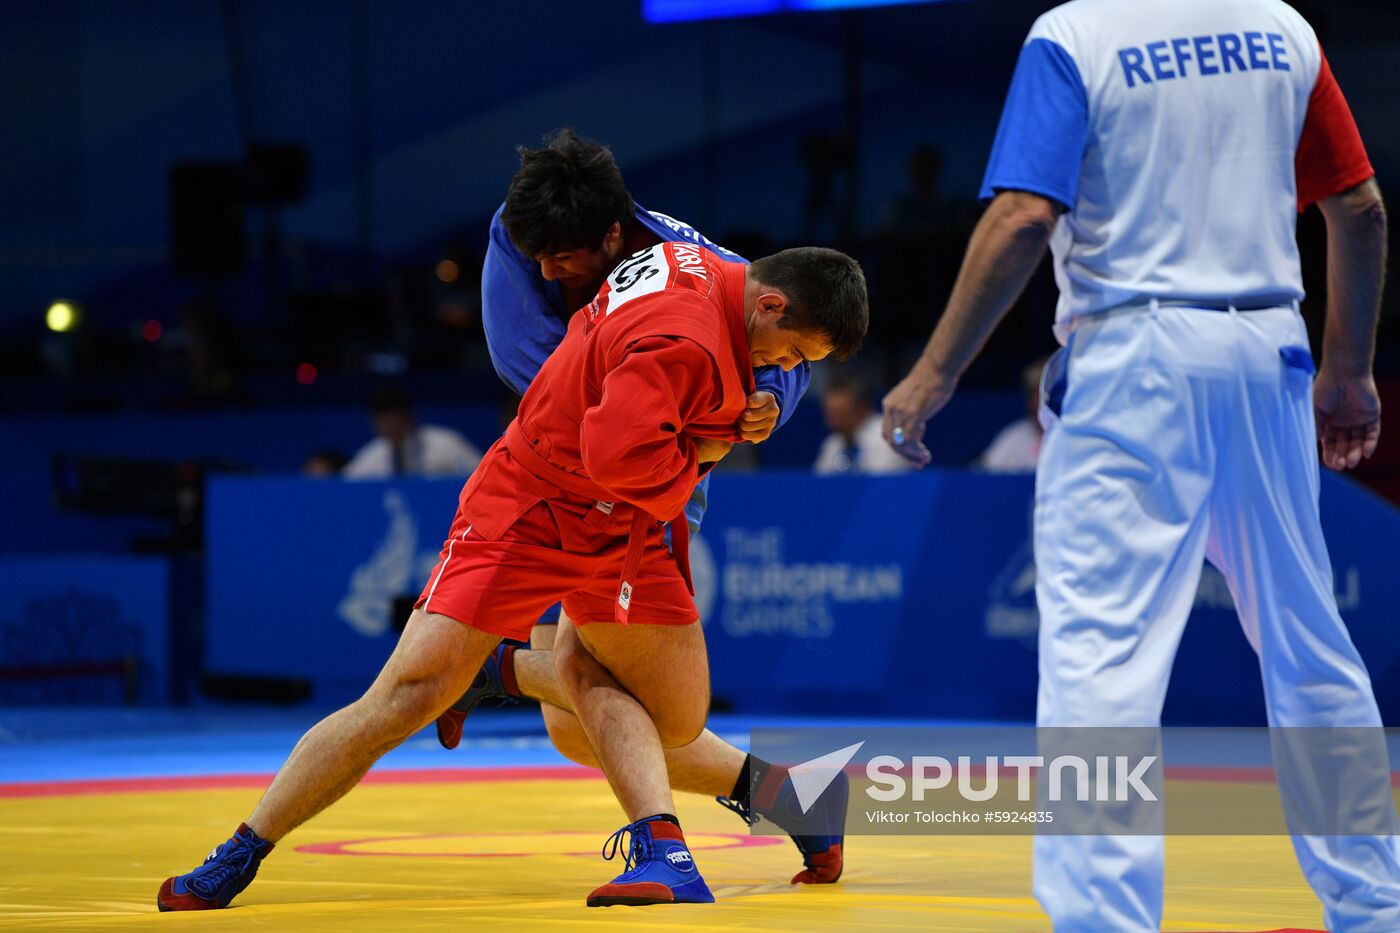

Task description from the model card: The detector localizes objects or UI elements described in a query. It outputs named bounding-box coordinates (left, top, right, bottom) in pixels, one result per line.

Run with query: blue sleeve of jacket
left=480, top=205, right=568, bottom=396
left=979, top=37, right=1088, bottom=209
left=756, top=361, right=812, bottom=429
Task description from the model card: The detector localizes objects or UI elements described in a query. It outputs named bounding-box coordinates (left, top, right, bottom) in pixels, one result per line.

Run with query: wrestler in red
left=157, top=241, right=867, bottom=911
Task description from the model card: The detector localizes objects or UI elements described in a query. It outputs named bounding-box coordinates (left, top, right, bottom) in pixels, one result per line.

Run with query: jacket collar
left=717, top=261, right=756, bottom=397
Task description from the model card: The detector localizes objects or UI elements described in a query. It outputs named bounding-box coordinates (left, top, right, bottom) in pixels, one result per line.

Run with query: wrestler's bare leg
left=526, top=614, right=747, bottom=796
left=248, top=610, right=499, bottom=841
left=553, top=614, right=710, bottom=819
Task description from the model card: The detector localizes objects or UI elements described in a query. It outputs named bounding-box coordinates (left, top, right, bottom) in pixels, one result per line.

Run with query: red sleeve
left=1295, top=49, right=1374, bottom=210
left=579, top=336, right=721, bottom=521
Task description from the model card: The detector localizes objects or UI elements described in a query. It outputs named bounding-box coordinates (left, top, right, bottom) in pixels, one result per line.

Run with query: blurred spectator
left=160, top=302, right=251, bottom=410
left=867, top=145, right=979, bottom=378
left=800, top=129, right=856, bottom=246
left=978, top=356, right=1049, bottom=473
left=303, top=448, right=348, bottom=477
left=882, top=144, right=975, bottom=235
left=814, top=371, right=914, bottom=475
left=343, top=384, right=482, bottom=479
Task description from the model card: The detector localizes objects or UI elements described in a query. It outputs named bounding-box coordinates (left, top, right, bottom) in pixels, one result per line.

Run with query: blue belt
left=1152, top=297, right=1297, bottom=312
left=1069, top=296, right=1298, bottom=334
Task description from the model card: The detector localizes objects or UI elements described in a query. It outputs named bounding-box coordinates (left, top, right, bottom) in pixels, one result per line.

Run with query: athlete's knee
left=651, top=692, right=709, bottom=749
left=361, top=673, right=454, bottom=740
left=552, top=624, right=598, bottom=697
left=531, top=621, right=559, bottom=651
left=540, top=706, right=600, bottom=768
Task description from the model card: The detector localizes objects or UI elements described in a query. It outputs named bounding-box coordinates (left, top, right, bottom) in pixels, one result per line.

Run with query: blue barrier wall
left=0, top=390, right=1021, bottom=554
left=206, top=478, right=458, bottom=699
left=0, top=403, right=502, bottom=554
left=0, top=555, right=170, bottom=703
left=205, top=470, right=1400, bottom=724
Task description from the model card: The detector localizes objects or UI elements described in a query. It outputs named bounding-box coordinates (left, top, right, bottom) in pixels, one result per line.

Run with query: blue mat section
left=12, top=704, right=1396, bottom=795
left=0, top=704, right=1007, bottom=784
left=13, top=704, right=1348, bottom=786
left=0, top=705, right=557, bottom=783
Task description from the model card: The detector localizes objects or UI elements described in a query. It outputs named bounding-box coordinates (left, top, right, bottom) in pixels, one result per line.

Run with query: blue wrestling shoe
left=717, top=762, right=848, bottom=884
left=586, top=817, right=715, bottom=907
left=436, top=643, right=519, bottom=750
left=157, top=823, right=273, bottom=911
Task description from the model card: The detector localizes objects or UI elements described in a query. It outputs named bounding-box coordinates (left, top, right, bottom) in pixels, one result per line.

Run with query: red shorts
left=415, top=446, right=698, bottom=642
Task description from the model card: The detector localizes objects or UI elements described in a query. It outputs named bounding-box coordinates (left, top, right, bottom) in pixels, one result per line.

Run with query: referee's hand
left=1314, top=369, right=1381, bottom=471
left=882, top=369, right=956, bottom=467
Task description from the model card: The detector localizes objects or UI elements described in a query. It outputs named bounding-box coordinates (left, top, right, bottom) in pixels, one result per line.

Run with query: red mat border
left=3, top=763, right=1396, bottom=800
left=0, top=765, right=599, bottom=798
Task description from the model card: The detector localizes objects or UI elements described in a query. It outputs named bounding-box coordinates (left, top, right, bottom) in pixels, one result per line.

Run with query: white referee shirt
left=343, top=425, right=483, bottom=479
left=980, top=0, right=1374, bottom=339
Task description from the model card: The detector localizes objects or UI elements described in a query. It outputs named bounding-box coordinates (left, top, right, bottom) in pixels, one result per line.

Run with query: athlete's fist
left=739, top=391, right=780, bottom=443
left=1314, top=368, right=1381, bottom=471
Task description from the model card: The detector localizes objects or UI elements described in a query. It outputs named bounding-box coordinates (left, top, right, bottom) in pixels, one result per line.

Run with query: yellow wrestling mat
left=0, top=770, right=1329, bottom=932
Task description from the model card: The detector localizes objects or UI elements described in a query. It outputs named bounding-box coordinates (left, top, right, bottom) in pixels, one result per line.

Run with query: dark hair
left=368, top=384, right=413, bottom=416
left=748, top=247, right=869, bottom=361
left=501, top=128, right=635, bottom=258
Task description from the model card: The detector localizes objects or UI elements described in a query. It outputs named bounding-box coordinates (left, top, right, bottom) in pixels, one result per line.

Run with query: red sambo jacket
left=481, top=241, right=756, bottom=621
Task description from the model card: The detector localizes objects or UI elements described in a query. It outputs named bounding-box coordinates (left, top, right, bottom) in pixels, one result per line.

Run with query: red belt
left=504, top=422, right=693, bottom=625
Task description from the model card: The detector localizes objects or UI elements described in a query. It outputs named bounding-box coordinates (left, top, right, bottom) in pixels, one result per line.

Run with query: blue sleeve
left=480, top=205, right=568, bottom=396
left=682, top=473, right=709, bottom=536
left=979, top=37, right=1088, bottom=209
left=755, top=362, right=811, bottom=430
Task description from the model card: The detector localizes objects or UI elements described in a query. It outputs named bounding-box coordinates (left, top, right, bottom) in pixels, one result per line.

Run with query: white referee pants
left=1031, top=304, right=1400, bottom=932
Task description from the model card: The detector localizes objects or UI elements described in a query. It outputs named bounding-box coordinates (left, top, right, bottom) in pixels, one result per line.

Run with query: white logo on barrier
left=690, top=533, right=717, bottom=625
left=720, top=527, right=902, bottom=639
left=985, top=527, right=1362, bottom=644
left=338, top=491, right=438, bottom=637
left=984, top=536, right=1039, bottom=643
left=790, top=742, right=865, bottom=814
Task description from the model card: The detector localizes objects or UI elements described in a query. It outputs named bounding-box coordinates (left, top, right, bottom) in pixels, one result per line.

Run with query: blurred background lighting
left=435, top=259, right=460, bottom=283
left=46, top=300, right=79, bottom=333
left=295, top=362, right=318, bottom=385
left=142, top=319, right=163, bottom=342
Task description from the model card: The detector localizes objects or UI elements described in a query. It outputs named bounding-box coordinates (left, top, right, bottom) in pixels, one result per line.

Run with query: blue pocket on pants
left=1042, top=340, right=1073, bottom=417
left=1279, top=345, right=1316, bottom=375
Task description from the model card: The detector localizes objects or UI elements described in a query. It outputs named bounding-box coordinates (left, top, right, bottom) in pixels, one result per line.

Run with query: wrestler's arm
left=754, top=360, right=812, bottom=431
left=579, top=336, right=723, bottom=521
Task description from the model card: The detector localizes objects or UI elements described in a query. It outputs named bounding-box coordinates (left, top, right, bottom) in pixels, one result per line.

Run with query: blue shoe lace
left=714, top=795, right=755, bottom=825
left=718, top=785, right=839, bottom=870
left=600, top=819, right=658, bottom=874
left=187, top=838, right=260, bottom=900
